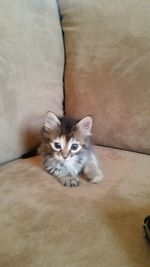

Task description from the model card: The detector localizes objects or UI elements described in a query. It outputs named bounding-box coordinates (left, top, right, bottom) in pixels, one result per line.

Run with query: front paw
left=91, top=172, right=104, bottom=184
left=62, top=177, right=80, bottom=187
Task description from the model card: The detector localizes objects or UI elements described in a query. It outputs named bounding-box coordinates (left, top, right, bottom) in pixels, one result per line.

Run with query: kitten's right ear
left=44, top=111, right=60, bottom=132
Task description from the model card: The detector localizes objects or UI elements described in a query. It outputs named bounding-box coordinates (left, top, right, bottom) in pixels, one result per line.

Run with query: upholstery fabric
left=58, top=0, right=150, bottom=154
left=0, top=146, right=150, bottom=266
left=0, top=0, right=64, bottom=163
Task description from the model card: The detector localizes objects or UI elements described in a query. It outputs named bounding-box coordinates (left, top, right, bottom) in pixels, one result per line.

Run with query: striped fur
left=40, top=112, right=103, bottom=187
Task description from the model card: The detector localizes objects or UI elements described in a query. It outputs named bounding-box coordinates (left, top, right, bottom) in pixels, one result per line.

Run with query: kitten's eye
left=71, top=143, right=79, bottom=151
left=54, top=142, right=61, bottom=150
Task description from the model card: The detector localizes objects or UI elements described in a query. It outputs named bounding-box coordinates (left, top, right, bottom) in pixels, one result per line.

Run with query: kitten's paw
left=91, top=173, right=104, bottom=184
left=63, top=177, right=80, bottom=187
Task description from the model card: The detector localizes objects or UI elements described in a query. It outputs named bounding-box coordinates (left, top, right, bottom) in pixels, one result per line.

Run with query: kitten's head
left=43, top=111, right=92, bottom=162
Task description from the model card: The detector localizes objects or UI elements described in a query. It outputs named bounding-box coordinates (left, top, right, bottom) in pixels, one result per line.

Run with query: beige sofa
left=0, top=1, right=150, bottom=266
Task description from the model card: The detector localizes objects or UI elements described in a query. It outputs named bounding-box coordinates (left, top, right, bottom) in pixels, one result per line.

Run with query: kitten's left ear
left=76, top=116, right=92, bottom=135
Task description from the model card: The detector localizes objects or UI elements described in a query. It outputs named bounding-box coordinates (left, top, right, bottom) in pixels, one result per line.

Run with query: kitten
left=39, top=111, right=103, bottom=187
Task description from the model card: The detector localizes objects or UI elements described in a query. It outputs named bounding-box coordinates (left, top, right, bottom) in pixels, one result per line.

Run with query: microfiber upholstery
left=58, top=0, right=150, bottom=154
left=0, top=0, right=64, bottom=163
left=0, top=146, right=150, bottom=267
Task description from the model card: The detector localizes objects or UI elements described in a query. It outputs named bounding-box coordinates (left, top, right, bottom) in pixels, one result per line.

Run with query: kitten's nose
left=63, top=155, right=68, bottom=159
left=62, top=149, right=69, bottom=160
left=62, top=152, right=69, bottom=159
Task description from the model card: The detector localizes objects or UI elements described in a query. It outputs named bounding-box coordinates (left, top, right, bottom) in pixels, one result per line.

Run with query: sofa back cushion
left=0, top=0, right=64, bottom=163
left=59, top=0, right=150, bottom=154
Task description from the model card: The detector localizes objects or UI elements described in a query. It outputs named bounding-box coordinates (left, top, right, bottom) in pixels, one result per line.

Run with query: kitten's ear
left=76, top=116, right=92, bottom=135
left=44, top=111, right=60, bottom=132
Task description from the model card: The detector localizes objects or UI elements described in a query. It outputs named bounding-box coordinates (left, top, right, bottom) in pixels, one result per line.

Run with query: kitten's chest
left=54, top=162, right=79, bottom=177
left=44, top=153, right=87, bottom=177
left=51, top=158, right=85, bottom=177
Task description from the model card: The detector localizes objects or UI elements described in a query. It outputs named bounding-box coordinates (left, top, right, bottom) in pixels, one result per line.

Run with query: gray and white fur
left=40, top=112, right=103, bottom=187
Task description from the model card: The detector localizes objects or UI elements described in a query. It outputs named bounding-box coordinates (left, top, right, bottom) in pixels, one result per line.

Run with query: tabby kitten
left=40, top=112, right=103, bottom=187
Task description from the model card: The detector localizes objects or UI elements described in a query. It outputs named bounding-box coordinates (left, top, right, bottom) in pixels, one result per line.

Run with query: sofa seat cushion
left=0, top=146, right=150, bottom=266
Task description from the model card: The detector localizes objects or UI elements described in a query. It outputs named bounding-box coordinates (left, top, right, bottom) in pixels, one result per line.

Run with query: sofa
left=0, top=1, right=150, bottom=266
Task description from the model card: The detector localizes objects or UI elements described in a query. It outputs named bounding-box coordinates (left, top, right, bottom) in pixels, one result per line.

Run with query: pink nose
left=63, top=155, right=68, bottom=159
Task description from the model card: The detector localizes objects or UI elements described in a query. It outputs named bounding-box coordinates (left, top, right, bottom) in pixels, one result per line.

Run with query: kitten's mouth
left=64, top=154, right=74, bottom=160
left=55, top=153, right=74, bottom=162
left=62, top=157, right=69, bottom=162
left=61, top=156, right=72, bottom=164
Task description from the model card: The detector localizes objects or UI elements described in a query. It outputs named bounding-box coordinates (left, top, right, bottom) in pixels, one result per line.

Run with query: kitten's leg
left=43, top=156, right=80, bottom=187
left=83, top=153, right=104, bottom=183
left=58, top=176, right=80, bottom=187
